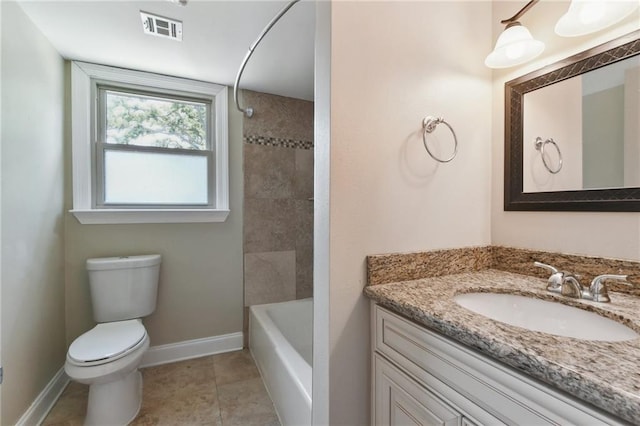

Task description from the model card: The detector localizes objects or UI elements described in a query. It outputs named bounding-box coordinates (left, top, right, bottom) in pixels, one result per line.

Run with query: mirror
left=505, top=30, right=640, bottom=211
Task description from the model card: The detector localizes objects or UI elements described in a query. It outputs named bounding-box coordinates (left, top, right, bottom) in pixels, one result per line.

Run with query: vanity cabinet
left=375, top=354, right=478, bottom=425
left=371, top=302, right=627, bottom=425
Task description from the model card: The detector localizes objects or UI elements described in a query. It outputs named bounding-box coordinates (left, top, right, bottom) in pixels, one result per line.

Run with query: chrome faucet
left=534, top=262, right=630, bottom=303
left=587, top=274, right=629, bottom=303
left=560, top=274, right=585, bottom=299
left=533, top=262, right=565, bottom=294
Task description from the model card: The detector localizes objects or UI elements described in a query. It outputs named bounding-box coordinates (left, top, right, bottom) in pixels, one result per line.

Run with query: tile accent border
left=244, top=135, right=313, bottom=150
left=16, top=367, right=69, bottom=426
left=367, top=246, right=492, bottom=286
left=367, top=245, right=640, bottom=295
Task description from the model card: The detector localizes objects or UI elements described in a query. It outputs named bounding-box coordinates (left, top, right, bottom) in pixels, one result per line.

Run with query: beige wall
left=327, top=1, right=492, bottom=423
left=582, top=86, right=625, bottom=189
left=491, top=1, right=640, bottom=260
left=64, top=92, right=244, bottom=346
left=522, top=77, right=582, bottom=192
left=625, top=66, right=640, bottom=186
left=1, top=2, right=67, bottom=423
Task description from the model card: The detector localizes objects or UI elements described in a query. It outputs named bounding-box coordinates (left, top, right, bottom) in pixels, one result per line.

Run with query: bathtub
left=249, top=298, right=312, bottom=426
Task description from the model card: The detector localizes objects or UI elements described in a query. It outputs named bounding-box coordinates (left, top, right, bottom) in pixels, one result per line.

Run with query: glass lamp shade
left=485, top=23, right=545, bottom=69
left=555, top=0, right=639, bottom=37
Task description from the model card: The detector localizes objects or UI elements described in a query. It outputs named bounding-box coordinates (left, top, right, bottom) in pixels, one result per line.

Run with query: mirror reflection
left=523, top=55, right=640, bottom=193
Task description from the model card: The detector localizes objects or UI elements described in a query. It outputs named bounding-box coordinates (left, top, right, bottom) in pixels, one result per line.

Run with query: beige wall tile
left=294, top=148, right=314, bottom=200
left=296, top=243, right=313, bottom=299
left=242, top=90, right=314, bottom=305
left=244, top=251, right=296, bottom=306
left=244, top=143, right=295, bottom=199
left=242, top=90, right=313, bottom=142
left=244, top=198, right=296, bottom=253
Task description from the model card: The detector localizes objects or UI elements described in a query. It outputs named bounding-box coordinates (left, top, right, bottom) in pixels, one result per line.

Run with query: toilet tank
left=86, top=254, right=161, bottom=323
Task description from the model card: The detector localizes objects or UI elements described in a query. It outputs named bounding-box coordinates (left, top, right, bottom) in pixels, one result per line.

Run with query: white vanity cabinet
left=375, top=354, right=478, bottom=426
left=371, top=302, right=628, bottom=426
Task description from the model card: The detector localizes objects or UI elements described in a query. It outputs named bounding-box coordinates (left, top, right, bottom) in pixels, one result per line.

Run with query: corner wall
left=1, top=2, right=66, bottom=423
left=490, top=1, right=640, bottom=260
left=327, top=2, right=492, bottom=423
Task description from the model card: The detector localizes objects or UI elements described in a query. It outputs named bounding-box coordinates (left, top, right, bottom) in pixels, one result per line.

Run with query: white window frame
left=71, top=61, right=229, bottom=224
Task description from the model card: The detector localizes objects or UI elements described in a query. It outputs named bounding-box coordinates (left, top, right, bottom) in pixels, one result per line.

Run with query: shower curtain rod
left=233, top=0, right=302, bottom=118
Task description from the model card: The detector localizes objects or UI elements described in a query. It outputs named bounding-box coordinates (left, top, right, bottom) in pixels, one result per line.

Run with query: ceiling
left=18, top=0, right=315, bottom=101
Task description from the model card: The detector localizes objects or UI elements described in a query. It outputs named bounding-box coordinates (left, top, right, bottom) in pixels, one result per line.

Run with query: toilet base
left=85, top=369, right=142, bottom=426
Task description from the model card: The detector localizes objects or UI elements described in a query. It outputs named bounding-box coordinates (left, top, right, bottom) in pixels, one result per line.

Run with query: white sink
left=454, top=292, right=639, bottom=342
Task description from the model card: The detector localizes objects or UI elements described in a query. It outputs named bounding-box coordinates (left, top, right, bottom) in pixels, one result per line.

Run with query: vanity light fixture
left=555, top=0, right=639, bottom=37
left=485, top=0, right=545, bottom=69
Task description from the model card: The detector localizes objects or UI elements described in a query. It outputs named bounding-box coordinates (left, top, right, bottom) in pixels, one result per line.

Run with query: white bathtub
left=249, top=298, right=312, bottom=426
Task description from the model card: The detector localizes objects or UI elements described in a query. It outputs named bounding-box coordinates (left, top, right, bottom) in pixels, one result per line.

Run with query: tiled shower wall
left=242, top=90, right=314, bottom=314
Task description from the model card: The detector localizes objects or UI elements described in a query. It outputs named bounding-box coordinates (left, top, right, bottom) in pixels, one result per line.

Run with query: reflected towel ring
left=422, top=116, right=458, bottom=163
left=534, top=137, right=563, bottom=174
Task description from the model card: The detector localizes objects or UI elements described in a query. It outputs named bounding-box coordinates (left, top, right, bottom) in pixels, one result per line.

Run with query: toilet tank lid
left=86, top=254, right=161, bottom=271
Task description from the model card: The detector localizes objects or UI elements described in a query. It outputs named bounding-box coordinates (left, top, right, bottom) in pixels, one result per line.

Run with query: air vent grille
left=140, top=11, right=182, bottom=41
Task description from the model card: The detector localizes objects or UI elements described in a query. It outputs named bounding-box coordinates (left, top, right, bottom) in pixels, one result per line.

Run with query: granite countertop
left=363, top=269, right=640, bottom=424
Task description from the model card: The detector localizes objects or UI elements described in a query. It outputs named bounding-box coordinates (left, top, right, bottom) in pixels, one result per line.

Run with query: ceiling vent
left=140, top=11, right=183, bottom=41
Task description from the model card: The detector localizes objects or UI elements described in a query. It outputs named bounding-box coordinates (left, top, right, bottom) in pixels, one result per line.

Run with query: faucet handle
left=534, top=261, right=559, bottom=274
left=589, top=274, right=629, bottom=303
left=534, top=262, right=564, bottom=293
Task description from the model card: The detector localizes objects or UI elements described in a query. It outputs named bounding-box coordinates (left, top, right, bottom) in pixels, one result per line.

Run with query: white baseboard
left=16, top=367, right=69, bottom=426
left=140, top=332, right=243, bottom=368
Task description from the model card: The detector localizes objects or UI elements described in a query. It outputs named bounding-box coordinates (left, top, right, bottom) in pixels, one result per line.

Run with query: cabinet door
left=375, top=354, right=461, bottom=426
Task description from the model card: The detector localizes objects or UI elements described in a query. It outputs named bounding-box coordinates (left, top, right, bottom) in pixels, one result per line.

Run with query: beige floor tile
left=41, top=382, right=88, bottom=426
left=217, top=377, right=279, bottom=426
left=212, top=349, right=260, bottom=386
left=131, top=380, right=221, bottom=426
left=41, top=351, right=279, bottom=426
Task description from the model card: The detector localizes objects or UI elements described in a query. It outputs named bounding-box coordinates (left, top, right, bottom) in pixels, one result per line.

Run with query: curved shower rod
left=233, top=0, right=302, bottom=118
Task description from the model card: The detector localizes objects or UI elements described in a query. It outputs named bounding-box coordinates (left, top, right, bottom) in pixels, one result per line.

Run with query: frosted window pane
left=105, top=90, right=208, bottom=150
left=104, top=150, right=208, bottom=205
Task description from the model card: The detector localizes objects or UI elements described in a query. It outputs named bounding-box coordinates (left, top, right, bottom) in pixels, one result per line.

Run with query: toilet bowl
left=65, top=254, right=161, bottom=425
left=65, top=319, right=150, bottom=425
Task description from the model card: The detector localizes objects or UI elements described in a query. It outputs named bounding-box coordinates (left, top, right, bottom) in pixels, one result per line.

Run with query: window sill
left=71, top=209, right=230, bottom=224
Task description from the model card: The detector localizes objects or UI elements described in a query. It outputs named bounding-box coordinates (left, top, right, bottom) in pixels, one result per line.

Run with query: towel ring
left=422, top=116, right=458, bottom=163
left=534, top=137, right=563, bottom=174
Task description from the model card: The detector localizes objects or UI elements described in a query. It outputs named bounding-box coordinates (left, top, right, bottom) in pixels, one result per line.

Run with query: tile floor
left=42, top=349, right=280, bottom=426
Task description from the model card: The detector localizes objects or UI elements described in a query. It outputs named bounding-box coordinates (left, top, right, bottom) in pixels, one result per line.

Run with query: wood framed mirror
left=504, top=30, right=640, bottom=211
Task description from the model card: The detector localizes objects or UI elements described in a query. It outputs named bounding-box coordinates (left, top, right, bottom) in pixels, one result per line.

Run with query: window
left=71, top=62, right=229, bottom=224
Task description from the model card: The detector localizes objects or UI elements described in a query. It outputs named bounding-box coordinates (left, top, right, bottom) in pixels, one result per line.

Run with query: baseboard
left=140, top=332, right=243, bottom=368
left=16, top=367, right=69, bottom=426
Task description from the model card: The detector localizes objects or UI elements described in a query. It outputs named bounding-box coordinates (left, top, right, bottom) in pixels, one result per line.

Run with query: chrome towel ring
left=534, top=136, right=563, bottom=174
left=422, top=116, right=458, bottom=163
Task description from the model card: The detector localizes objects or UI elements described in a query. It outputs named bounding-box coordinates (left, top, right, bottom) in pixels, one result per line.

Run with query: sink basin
left=454, top=293, right=639, bottom=342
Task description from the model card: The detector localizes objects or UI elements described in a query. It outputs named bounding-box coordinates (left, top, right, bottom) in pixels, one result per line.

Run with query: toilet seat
left=68, top=319, right=146, bottom=366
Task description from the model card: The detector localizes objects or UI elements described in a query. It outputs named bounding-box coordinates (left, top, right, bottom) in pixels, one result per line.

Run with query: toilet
left=65, top=254, right=161, bottom=425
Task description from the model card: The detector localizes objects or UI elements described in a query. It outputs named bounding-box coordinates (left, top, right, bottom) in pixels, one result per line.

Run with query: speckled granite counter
left=364, top=269, right=640, bottom=424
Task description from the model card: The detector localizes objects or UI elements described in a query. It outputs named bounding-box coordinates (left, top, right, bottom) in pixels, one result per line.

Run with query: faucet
left=534, top=261, right=585, bottom=299
left=559, top=274, right=585, bottom=299
left=534, top=262, right=630, bottom=303
left=586, top=274, right=629, bottom=303
left=533, top=262, right=565, bottom=294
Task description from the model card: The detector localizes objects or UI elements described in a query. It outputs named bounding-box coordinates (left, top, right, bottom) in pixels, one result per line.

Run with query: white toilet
left=65, top=254, right=161, bottom=425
